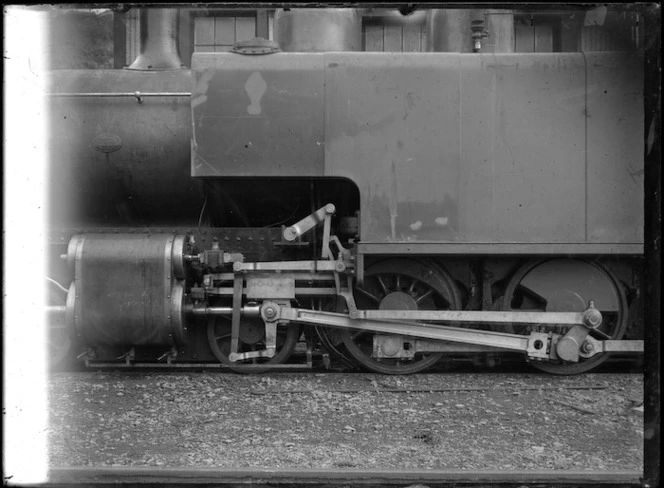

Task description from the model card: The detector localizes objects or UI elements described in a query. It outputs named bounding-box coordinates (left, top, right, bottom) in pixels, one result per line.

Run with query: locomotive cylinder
left=66, top=234, right=188, bottom=347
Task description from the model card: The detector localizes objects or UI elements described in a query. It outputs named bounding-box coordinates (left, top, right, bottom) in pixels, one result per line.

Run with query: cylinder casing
left=68, top=234, right=187, bottom=346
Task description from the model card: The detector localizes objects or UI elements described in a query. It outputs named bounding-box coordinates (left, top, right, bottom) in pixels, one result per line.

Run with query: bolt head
left=584, top=308, right=602, bottom=328
left=283, top=227, right=297, bottom=242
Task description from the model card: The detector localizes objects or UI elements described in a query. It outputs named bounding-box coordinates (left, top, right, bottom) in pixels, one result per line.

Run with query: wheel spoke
left=356, top=286, right=382, bottom=304
left=375, top=276, right=389, bottom=295
left=591, top=328, right=612, bottom=340
left=415, top=289, right=433, bottom=305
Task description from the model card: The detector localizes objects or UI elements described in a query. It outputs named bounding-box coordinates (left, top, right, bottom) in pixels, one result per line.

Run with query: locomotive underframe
left=46, top=204, right=644, bottom=372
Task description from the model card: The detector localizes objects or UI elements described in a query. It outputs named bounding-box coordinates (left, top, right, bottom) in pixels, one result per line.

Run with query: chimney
left=127, top=8, right=184, bottom=70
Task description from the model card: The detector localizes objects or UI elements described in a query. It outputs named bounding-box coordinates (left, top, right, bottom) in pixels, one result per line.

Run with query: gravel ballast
left=47, top=371, right=643, bottom=471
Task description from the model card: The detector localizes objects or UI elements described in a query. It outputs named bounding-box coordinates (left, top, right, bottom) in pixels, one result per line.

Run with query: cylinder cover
left=68, top=234, right=187, bottom=347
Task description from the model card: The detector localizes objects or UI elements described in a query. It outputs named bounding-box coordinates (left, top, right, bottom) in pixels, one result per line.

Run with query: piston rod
left=188, top=305, right=260, bottom=317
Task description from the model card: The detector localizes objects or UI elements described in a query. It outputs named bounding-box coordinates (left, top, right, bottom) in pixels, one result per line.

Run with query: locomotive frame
left=36, top=5, right=654, bottom=376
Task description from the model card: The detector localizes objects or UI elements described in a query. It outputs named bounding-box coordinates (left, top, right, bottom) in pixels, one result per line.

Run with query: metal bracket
left=525, top=332, right=552, bottom=359
left=77, top=347, right=97, bottom=367
left=116, top=347, right=135, bottom=365
left=227, top=301, right=282, bottom=362
left=158, top=346, right=178, bottom=364
left=228, top=321, right=277, bottom=362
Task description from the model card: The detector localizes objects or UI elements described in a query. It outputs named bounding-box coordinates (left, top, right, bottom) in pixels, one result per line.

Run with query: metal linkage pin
left=582, top=300, right=603, bottom=329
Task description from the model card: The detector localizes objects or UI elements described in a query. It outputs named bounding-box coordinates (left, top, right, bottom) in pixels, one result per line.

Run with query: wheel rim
left=340, top=259, right=461, bottom=375
left=502, top=258, right=628, bottom=374
left=206, top=312, right=300, bottom=373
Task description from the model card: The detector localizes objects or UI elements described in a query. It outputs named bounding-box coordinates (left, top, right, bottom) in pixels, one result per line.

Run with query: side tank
left=192, top=50, right=644, bottom=247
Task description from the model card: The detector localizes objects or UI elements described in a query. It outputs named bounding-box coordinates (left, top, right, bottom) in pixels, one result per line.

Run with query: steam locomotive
left=46, top=7, right=645, bottom=374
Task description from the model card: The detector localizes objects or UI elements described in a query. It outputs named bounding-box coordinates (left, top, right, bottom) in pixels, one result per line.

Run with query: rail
left=47, top=466, right=643, bottom=487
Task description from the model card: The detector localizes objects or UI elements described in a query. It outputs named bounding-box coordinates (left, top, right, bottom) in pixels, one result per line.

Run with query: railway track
left=41, top=370, right=644, bottom=487
left=58, top=345, right=644, bottom=374
left=46, top=466, right=644, bottom=487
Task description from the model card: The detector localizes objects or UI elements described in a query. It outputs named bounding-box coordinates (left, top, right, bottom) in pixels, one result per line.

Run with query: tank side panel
left=585, top=53, right=644, bottom=244
left=325, top=53, right=462, bottom=242
left=458, top=54, right=587, bottom=243
left=191, top=53, right=325, bottom=177
left=325, top=53, right=587, bottom=244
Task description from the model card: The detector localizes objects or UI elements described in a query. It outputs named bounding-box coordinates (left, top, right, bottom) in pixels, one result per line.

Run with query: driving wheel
left=339, top=259, right=461, bottom=374
left=206, top=311, right=300, bottom=374
left=502, top=258, right=628, bottom=374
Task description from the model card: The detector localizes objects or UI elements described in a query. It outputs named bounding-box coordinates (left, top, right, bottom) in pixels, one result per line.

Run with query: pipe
left=426, top=8, right=515, bottom=53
